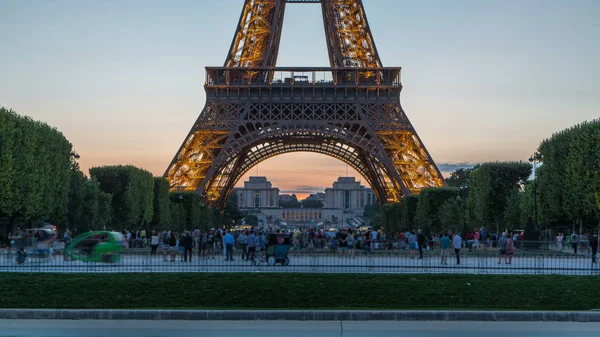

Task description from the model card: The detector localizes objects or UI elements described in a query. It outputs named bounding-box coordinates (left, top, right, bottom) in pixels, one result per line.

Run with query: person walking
left=439, top=233, right=450, bottom=265
left=571, top=232, right=579, bottom=254
left=237, top=230, right=248, bottom=261
left=246, top=231, right=256, bottom=262
left=408, top=231, right=417, bottom=259
left=498, top=232, right=508, bottom=264
left=453, top=232, right=463, bottom=265
left=150, top=231, right=159, bottom=256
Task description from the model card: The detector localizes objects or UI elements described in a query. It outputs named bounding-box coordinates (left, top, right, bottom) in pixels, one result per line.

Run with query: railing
left=2, top=245, right=598, bottom=275
left=205, top=67, right=402, bottom=87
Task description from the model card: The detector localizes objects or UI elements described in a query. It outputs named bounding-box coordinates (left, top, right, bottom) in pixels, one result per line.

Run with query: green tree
left=414, top=187, right=459, bottom=234
left=90, top=165, right=154, bottom=230
left=503, top=188, right=523, bottom=231
left=244, top=215, right=259, bottom=226
left=537, top=119, right=600, bottom=233
left=97, top=191, right=112, bottom=230
left=401, top=195, right=419, bottom=230
left=78, top=179, right=101, bottom=232
left=445, top=168, right=474, bottom=188
left=151, top=177, right=171, bottom=231
left=0, top=108, right=17, bottom=223
left=301, top=199, right=324, bottom=208
left=468, top=162, right=531, bottom=234
left=438, top=197, right=462, bottom=232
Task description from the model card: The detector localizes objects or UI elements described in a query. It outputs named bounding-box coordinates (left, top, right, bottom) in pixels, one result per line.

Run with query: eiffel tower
left=165, top=0, right=445, bottom=207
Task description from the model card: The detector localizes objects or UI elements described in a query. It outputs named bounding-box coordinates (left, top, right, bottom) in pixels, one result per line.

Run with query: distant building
left=232, top=177, right=282, bottom=228
left=232, top=176, right=377, bottom=229
left=325, top=177, right=376, bottom=210
left=324, top=177, right=376, bottom=227
left=232, top=177, right=280, bottom=208
left=282, top=208, right=323, bottom=223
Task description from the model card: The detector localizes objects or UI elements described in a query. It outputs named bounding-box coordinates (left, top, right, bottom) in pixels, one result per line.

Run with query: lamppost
left=69, top=152, right=80, bottom=232
left=529, top=151, right=543, bottom=228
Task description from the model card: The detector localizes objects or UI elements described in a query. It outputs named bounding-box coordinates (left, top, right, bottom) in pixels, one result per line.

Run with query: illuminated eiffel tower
left=165, top=0, right=445, bottom=207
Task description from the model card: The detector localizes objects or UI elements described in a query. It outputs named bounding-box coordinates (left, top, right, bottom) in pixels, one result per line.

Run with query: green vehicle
left=65, top=231, right=125, bottom=263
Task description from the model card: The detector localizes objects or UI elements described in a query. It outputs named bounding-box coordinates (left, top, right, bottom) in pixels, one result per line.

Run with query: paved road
left=1, top=252, right=598, bottom=275
left=1, top=320, right=600, bottom=337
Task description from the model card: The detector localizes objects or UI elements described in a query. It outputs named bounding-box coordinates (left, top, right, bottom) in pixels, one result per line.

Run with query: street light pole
left=528, top=152, right=542, bottom=228
left=69, top=152, right=80, bottom=232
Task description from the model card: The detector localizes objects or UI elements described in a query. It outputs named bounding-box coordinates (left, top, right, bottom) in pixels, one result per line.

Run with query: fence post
left=366, top=254, right=375, bottom=273
left=535, top=255, right=544, bottom=274
left=477, top=254, right=488, bottom=274
left=310, top=255, right=319, bottom=272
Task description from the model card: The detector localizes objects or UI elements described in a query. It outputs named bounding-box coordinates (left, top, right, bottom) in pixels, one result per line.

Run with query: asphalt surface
left=1, top=320, right=600, bottom=337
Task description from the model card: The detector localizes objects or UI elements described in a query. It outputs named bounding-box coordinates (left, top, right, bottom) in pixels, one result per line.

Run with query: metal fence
left=1, top=248, right=598, bottom=275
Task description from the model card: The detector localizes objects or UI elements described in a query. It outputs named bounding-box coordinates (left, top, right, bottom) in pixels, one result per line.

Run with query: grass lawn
left=0, top=273, right=597, bottom=310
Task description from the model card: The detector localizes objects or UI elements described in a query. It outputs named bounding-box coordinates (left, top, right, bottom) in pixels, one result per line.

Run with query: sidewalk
left=1, top=309, right=599, bottom=322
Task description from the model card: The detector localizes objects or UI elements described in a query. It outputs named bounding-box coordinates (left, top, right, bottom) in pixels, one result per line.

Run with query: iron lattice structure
left=165, top=0, right=445, bottom=207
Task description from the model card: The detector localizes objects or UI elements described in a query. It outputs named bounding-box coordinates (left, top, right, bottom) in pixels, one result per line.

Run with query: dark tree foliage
left=168, top=192, right=217, bottom=232
left=414, top=187, right=460, bottom=233
left=300, top=199, right=324, bottom=208
left=90, top=165, right=154, bottom=230
left=468, top=162, right=531, bottom=233
left=280, top=200, right=302, bottom=208
left=537, top=119, right=600, bottom=233
left=244, top=215, right=259, bottom=226
left=523, top=216, right=538, bottom=250
left=151, top=177, right=170, bottom=231
left=380, top=203, right=402, bottom=232
left=0, top=107, right=72, bottom=231
left=401, top=195, right=419, bottom=230
left=445, top=168, right=474, bottom=188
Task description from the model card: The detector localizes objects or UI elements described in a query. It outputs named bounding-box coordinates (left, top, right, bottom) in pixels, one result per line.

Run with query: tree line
left=0, top=107, right=239, bottom=236
left=380, top=119, right=600, bottom=238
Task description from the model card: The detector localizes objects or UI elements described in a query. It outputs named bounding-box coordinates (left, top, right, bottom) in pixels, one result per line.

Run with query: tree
left=445, top=168, right=474, bottom=188
left=537, top=119, right=600, bottom=233
left=401, top=195, right=419, bottom=230
left=68, top=165, right=87, bottom=232
left=244, top=215, right=259, bottom=226
left=363, top=203, right=380, bottom=221
left=468, top=162, right=531, bottom=234
left=0, top=107, right=72, bottom=231
left=0, top=108, right=17, bottom=223
left=301, top=199, right=323, bottom=208
left=381, top=203, right=402, bottom=232
left=90, top=165, right=154, bottom=230
left=414, top=187, right=459, bottom=234
left=503, top=188, right=523, bottom=231
left=151, top=177, right=170, bottom=231
left=522, top=216, right=538, bottom=250
left=97, top=191, right=112, bottom=230
left=77, top=179, right=102, bottom=232
left=438, top=198, right=462, bottom=232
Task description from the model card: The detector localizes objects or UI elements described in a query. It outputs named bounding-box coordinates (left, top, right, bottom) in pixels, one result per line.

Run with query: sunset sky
left=1, top=0, right=599, bottom=199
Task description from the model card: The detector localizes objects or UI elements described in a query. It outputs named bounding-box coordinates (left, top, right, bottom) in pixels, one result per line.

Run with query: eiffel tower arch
left=165, top=0, right=446, bottom=207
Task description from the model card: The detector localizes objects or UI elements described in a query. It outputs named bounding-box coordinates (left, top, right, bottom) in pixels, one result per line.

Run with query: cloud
left=164, top=82, right=173, bottom=87
left=436, top=162, right=478, bottom=173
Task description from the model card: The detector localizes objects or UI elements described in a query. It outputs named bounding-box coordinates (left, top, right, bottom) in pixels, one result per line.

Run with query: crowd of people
left=4, top=225, right=598, bottom=266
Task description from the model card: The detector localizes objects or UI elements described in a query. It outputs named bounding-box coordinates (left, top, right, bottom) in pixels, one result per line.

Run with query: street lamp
left=528, top=151, right=543, bottom=228
left=69, top=152, right=81, bottom=232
